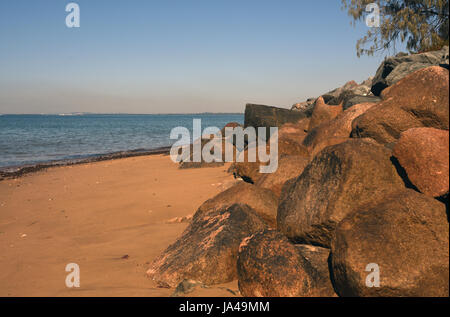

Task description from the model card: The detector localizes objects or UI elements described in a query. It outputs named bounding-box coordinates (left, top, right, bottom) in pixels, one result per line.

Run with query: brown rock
left=278, top=118, right=310, bottom=139
left=277, top=135, right=310, bottom=158
left=228, top=144, right=265, bottom=184
left=303, top=102, right=377, bottom=151
left=229, top=128, right=309, bottom=184
left=194, top=182, right=279, bottom=227
left=255, top=155, right=309, bottom=197
left=331, top=189, right=449, bottom=297
left=147, top=204, right=267, bottom=287
left=309, top=137, right=350, bottom=157
left=393, top=127, right=449, bottom=197
left=237, top=229, right=336, bottom=297
left=179, top=136, right=235, bottom=169
left=308, top=96, right=343, bottom=131
left=352, top=66, right=449, bottom=144
left=295, top=244, right=337, bottom=297
left=277, top=139, right=405, bottom=247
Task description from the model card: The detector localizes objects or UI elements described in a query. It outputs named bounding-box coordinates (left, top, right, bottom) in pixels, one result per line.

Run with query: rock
left=229, top=126, right=310, bottom=184
left=325, top=80, right=359, bottom=100
left=295, top=244, right=336, bottom=297
left=255, top=155, right=310, bottom=197
left=147, top=204, right=267, bottom=287
left=277, top=139, right=405, bottom=247
left=331, top=189, right=449, bottom=297
left=342, top=95, right=381, bottom=110
left=325, top=90, right=357, bottom=107
left=308, top=137, right=350, bottom=158
left=278, top=118, right=310, bottom=140
left=179, top=159, right=225, bottom=169
left=392, top=128, right=449, bottom=197
left=308, top=97, right=343, bottom=131
left=220, top=122, right=243, bottom=139
left=244, top=104, right=309, bottom=139
left=171, top=279, right=207, bottom=297
left=348, top=86, right=371, bottom=98
left=291, top=99, right=316, bottom=116
left=237, top=229, right=336, bottom=297
left=228, top=157, right=261, bottom=184
left=221, top=122, right=242, bottom=130
left=371, top=46, right=449, bottom=96
left=277, top=135, right=310, bottom=158
left=194, top=182, right=279, bottom=227
left=360, top=76, right=373, bottom=87
left=352, top=66, right=449, bottom=144
left=325, top=78, right=378, bottom=110
left=179, top=136, right=234, bottom=169
left=227, top=142, right=270, bottom=184
left=303, top=102, right=377, bottom=154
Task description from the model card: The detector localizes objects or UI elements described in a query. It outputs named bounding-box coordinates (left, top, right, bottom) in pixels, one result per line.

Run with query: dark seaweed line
left=0, top=146, right=171, bottom=180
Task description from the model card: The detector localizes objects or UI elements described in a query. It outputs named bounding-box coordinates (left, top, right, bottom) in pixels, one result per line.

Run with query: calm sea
left=0, top=113, right=243, bottom=168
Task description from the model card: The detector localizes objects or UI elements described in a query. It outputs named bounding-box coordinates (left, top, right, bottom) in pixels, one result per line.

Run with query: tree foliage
left=342, top=0, right=449, bottom=56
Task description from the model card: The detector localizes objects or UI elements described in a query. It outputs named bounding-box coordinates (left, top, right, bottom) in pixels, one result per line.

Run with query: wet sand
left=0, top=154, right=240, bottom=296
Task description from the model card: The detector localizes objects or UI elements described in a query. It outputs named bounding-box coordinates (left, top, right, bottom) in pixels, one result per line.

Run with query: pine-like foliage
left=342, top=0, right=449, bottom=56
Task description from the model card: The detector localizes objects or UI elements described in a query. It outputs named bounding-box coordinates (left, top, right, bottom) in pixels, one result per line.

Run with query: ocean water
left=0, top=113, right=243, bottom=168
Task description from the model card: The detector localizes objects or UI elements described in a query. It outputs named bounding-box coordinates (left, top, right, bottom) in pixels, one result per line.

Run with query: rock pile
left=151, top=48, right=449, bottom=297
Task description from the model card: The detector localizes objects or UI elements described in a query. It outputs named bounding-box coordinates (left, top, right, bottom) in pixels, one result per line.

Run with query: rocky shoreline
left=147, top=46, right=449, bottom=297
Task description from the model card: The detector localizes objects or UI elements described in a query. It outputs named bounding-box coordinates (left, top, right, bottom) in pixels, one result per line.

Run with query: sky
left=0, top=0, right=403, bottom=114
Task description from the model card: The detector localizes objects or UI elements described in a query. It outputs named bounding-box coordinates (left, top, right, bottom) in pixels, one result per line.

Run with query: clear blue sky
left=0, top=0, right=400, bottom=114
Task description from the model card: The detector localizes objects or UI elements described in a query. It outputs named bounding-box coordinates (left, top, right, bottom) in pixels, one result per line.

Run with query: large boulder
left=278, top=118, right=310, bottom=140
left=178, top=136, right=234, bottom=169
left=147, top=204, right=267, bottom=287
left=237, top=229, right=336, bottom=297
left=331, top=189, right=449, bottom=297
left=308, top=97, right=343, bottom=131
left=303, top=102, right=377, bottom=154
left=244, top=104, right=309, bottom=139
left=194, top=182, right=279, bottom=227
left=255, top=155, right=310, bottom=197
left=371, top=46, right=449, bottom=96
left=392, top=127, right=449, bottom=198
left=227, top=144, right=272, bottom=185
left=229, top=126, right=309, bottom=184
left=352, top=66, right=449, bottom=145
left=277, top=139, right=405, bottom=247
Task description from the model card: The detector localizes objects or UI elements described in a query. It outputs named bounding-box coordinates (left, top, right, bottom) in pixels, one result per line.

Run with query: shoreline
left=0, top=146, right=172, bottom=180
left=0, top=154, right=239, bottom=296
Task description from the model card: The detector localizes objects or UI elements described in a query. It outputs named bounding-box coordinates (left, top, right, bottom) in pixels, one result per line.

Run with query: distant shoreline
left=0, top=146, right=171, bottom=180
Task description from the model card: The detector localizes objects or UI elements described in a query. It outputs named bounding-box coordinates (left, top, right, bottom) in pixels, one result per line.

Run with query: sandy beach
left=0, top=154, right=240, bottom=297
